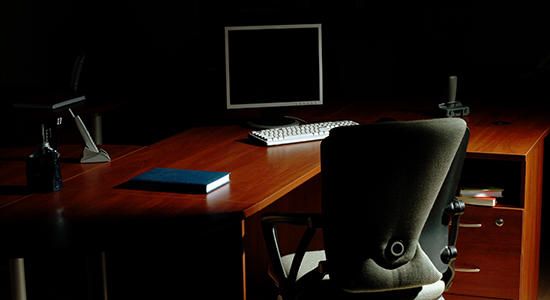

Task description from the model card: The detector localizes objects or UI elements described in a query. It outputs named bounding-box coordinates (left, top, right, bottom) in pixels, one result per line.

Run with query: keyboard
left=248, top=120, right=360, bottom=146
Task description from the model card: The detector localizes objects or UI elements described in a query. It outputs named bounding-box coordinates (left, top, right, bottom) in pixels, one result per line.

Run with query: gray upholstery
left=262, top=118, right=469, bottom=300
left=271, top=250, right=446, bottom=300
left=322, top=118, right=467, bottom=293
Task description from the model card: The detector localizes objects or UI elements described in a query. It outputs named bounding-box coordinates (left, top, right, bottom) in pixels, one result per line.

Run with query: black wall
left=2, top=0, right=550, bottom=144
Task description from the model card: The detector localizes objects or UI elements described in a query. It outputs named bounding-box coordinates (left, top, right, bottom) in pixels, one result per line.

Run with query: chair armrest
left=261, top=213, right=323, bottom=294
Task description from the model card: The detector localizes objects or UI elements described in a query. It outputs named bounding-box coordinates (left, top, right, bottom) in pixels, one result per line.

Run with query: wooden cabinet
left=445, top=132, right=545, bottom=300
left=444, top=294, right=494, bottom=300
left=449, top=206, right=522, bottom=299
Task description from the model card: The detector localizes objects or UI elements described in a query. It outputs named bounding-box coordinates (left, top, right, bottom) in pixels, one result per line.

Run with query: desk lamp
left=69, top=108, right=110, bottom=163
left=437, top=76, right=470, bottom=117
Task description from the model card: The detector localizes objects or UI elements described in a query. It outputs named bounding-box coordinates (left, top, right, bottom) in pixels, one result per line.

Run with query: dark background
left=1, top=1, right=550, bottom=299
left=1, top=0, right=550, bottom=145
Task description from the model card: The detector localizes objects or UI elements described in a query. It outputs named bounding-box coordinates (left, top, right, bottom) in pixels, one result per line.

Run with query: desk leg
left=9, top=258, right=27, bottom=300
left=242, top=220, right=247, bottom=300
left=86, top=252, right=108, bottom=300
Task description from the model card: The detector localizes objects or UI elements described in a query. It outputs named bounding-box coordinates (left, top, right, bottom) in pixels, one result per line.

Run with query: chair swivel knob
left=440, top=246, right=458, bottom=264
left=445, top=199, right=466, bottom=216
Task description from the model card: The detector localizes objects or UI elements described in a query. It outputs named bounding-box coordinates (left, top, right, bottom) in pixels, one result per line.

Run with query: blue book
left=128, top=168, right=230, bottom=194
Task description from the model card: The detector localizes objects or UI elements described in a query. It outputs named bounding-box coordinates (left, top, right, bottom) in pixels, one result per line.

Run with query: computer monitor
left=225, top=24, right=323, bottom=129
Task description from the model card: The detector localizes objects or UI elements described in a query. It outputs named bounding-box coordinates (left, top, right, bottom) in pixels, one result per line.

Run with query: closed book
left=127, top=168, right=230, bottom=194
left=459, top=187, right=503, bottom=198
left=456, top=196, right=497, bottom=207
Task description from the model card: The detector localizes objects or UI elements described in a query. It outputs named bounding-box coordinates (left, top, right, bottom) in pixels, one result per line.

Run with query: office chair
left=262, top=118, right=470, bottom=300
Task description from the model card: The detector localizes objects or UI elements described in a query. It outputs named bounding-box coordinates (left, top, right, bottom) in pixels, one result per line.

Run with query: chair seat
left=269, top=250, right=446, bottom=300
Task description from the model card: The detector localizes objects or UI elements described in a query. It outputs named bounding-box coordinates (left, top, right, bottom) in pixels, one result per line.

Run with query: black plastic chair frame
left=262, top=213, right=325, bottom=299
left=262, top=199, right=464, bottom=300
left=261, top=119, right=470, bottom=300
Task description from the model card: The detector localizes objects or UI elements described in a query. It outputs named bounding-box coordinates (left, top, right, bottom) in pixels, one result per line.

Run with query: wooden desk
left=0, top=127, right=323, bottom=299
left=1, top=98, right=549, bottom=299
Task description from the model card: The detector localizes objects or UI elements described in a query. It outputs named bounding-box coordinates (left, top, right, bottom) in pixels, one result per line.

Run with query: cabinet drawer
left=442, top=294, right=489, bottom=300
left=446, top=206, right=522, bottom=299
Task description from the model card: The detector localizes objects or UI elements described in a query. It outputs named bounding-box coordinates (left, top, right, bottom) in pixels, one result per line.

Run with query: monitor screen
left=225, top=24, right=323, bottom=110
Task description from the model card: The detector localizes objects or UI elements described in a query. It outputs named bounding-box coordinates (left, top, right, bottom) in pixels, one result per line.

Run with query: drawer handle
left=459, top=223, right=482, bottom=228
left=455, top=268, right=481, bottom=273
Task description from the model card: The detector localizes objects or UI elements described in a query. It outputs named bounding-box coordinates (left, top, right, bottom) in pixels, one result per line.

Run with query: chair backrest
left=321, top=118, right=469, bottom=293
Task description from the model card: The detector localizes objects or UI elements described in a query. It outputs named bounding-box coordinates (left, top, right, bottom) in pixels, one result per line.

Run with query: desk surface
left=0, top=126, right=322, bottom=254
left=303, top=97, right=550, bottom=159
left=0, top=144, right=144, bottom=207
left=1, top=98, right=549, bottom=254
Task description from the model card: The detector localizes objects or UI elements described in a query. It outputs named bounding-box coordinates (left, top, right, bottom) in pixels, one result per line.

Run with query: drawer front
left=443, top=294, right=491, bottom=300
left=446, top=206, right=522, bottom=299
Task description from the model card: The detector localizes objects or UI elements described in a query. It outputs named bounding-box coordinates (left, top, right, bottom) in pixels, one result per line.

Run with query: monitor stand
left=246, top=107, right=299, bottom=129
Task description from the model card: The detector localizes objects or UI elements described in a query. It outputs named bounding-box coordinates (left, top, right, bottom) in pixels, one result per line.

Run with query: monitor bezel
left=225, top=23, right=323, bottom=110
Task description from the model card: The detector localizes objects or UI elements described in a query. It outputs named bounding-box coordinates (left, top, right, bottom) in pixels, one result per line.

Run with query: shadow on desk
left=0, top=156, right=77, bottom=196
left=0, top=157, right=31, bottom=196
left=0, top=185, right=30, bottom=196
